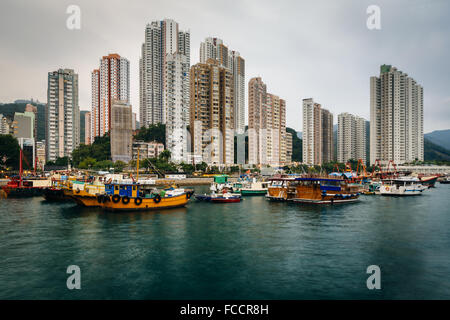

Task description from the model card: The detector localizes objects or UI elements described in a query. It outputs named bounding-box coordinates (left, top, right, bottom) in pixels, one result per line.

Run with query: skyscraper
left=370, top=65, right=424, bottom=164
left=302, top=98, right=333, bottom=165
left=140, top=19, right=190, bottom=127
left=337, top=113, right=366, bottom=163
left=164, top=53, right=190, bottom=163
left=190, top=59, right=234, bottom=165
left=84, top=111, right=91, bottom=145
left=248, top=77, right=288, bottom=166
left=200, top=37, right=245, bottom=133
left=91, top=54, right=130, bottom=141
left=110, top=100, right=132, bottom=163
left=47, top=69, right=79, bottom=161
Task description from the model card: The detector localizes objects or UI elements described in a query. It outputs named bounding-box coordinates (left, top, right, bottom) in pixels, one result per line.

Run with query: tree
left=71, top=133, right=111, bottom=167
left=134, top=123, right=166, bottom=145
left=159, top=149, right=171, bottom=162
left=0, top=134, right=20, bottom=170
left=114, top=160, right=127, bottom=172
left=55, top=156, right=70, bottom=166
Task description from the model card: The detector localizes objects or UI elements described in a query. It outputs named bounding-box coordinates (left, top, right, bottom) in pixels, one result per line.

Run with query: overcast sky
left=0, top=0, right=449, bottom=133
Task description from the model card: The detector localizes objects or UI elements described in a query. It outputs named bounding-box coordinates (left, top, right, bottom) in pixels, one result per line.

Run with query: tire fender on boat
left=153, top=194, right=161, bottom=203
left=122, top=196, right=130, bottom=204
left=112, top=194, right=120, bottom=203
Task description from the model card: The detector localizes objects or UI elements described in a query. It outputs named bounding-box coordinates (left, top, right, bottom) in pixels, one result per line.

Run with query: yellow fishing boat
left=67, top=182, right=106, bottom=207
left=99, top=191, right=191, bottom=211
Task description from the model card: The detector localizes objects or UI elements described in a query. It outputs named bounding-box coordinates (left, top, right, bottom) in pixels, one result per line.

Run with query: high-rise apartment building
left=164, top=53, right=190, bottom=163
left=13, top=111, right=34, bottom=140
left=110, top=100, right=132, bottom=163
left=200, top=37, right=245, bottom=132
left=84, top=111, right=91, bottom=144
left=36, top=140, right=46, bottom=169
left=25, top=104, right=38, bottom=140
left=91, top=54, right=130, bottom=141
left=140, top=19, right=190, bottom=127
left=0, top=114, right=12, bottom=135
left=302, top=98, right=333, bottom=165
left=248, top=77, right=289, bottom=166
left=190, top=59, right=234, bottom=165
left=337, top=113, right=366, bottom=163
left=370, top=65, right=424, bottom=164
left=47, top=69, right=79, bottom=161
left=321, top=108, right=334, bottom=163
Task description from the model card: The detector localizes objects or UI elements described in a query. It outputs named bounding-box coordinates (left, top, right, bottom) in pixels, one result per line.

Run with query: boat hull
left=379, top=185, right=424, bottom=196
left=100, top=193, right=190, bottom=211
left=240, top=189, right=267, bottom=196
left=211, top=198, right=241, bottom=203
left=1, top=186, right=45, bottom=198
left=43, top=188, right=71, bottom=202
left=420, top=176, right=438, bottom=188
left=291, top=197, right=359, bottom=204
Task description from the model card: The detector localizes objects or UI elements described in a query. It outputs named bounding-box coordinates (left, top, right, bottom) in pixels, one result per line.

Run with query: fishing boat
left=1, top=149, right=51, bottom=197
left=440, top=176, right=450, bottom=184
left=195, top=194, right=213, bottom=201
left=43, top=180, right=69, bottom=201
left=240, top=180, right=269, bottom=196
left=98, top=182, right=192, bottom=211
left=379, top=177, right=426, bottom=196
left=266, top=174, right=360, bottom=204
left=418, top=175, right=439, bottom=188
left=210, top=192, right=241, bottom=203
left=2, top=176, right=51, bottom=198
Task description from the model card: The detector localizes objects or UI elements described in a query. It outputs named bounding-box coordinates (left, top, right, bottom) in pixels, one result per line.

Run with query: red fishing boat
left=210, top=192, right=242, bottom=203
left=1, top=149, right=50, bottom=198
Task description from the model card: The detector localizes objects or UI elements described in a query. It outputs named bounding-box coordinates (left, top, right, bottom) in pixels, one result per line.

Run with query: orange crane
left=371, top=159, right=383, bottom=179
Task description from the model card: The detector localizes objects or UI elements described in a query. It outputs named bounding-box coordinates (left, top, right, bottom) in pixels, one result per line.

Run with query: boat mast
left=19, top=148, right=23, bottom=187
left=136, top=148, right=140, bottom=181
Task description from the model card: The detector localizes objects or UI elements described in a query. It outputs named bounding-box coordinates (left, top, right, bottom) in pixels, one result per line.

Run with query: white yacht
left=379, top=177, right=426, bottom=196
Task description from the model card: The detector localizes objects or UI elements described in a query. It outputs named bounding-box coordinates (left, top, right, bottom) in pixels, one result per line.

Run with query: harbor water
left=1, top=185, right=449, bottom=299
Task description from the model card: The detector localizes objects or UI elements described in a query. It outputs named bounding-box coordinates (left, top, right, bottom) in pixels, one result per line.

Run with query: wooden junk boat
left=70, top=181, right=194, bottom=211
left=266, top=174, right=361, bottom=204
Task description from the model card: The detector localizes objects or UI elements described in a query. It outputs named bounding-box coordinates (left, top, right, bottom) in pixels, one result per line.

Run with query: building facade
left=248, top=77, right=289, bottom=166
left=36, top=140, right=46, bottom=169
left=132, top=141, right=164, bottom=159
left=302, top=98, right=333, bottom=165
left=84, top=111, right=91, bottom=144
left=337, top=113, right=367, bottom=163
left=47, top=69, right=79, bottom=161
left=110, top=100, right=132, bottom=163
left=13, top=111, right=34, bottom=139
left=164, top=53, right=190, bottom=163
left=91, top=54, right=130, bottom=141
left=190, top=59, right=234, bottom=165
left=140, top=19, right=190, bottom=127
left=200, top=37, right=245, bottom=133
left=370, top=65, right=424, bottom=165
left=0, top=114, right=12, bottom=134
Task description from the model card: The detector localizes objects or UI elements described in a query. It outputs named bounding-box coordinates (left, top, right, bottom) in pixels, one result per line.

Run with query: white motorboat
left=379, top=177, right=426, bottom=196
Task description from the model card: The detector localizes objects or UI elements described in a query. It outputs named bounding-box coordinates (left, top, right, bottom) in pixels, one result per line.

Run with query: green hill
left=424, top=138, right=450, bottom=161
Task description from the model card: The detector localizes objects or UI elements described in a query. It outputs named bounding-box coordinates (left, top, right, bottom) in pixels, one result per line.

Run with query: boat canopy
left=214, top=175, right=229, bottom=184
